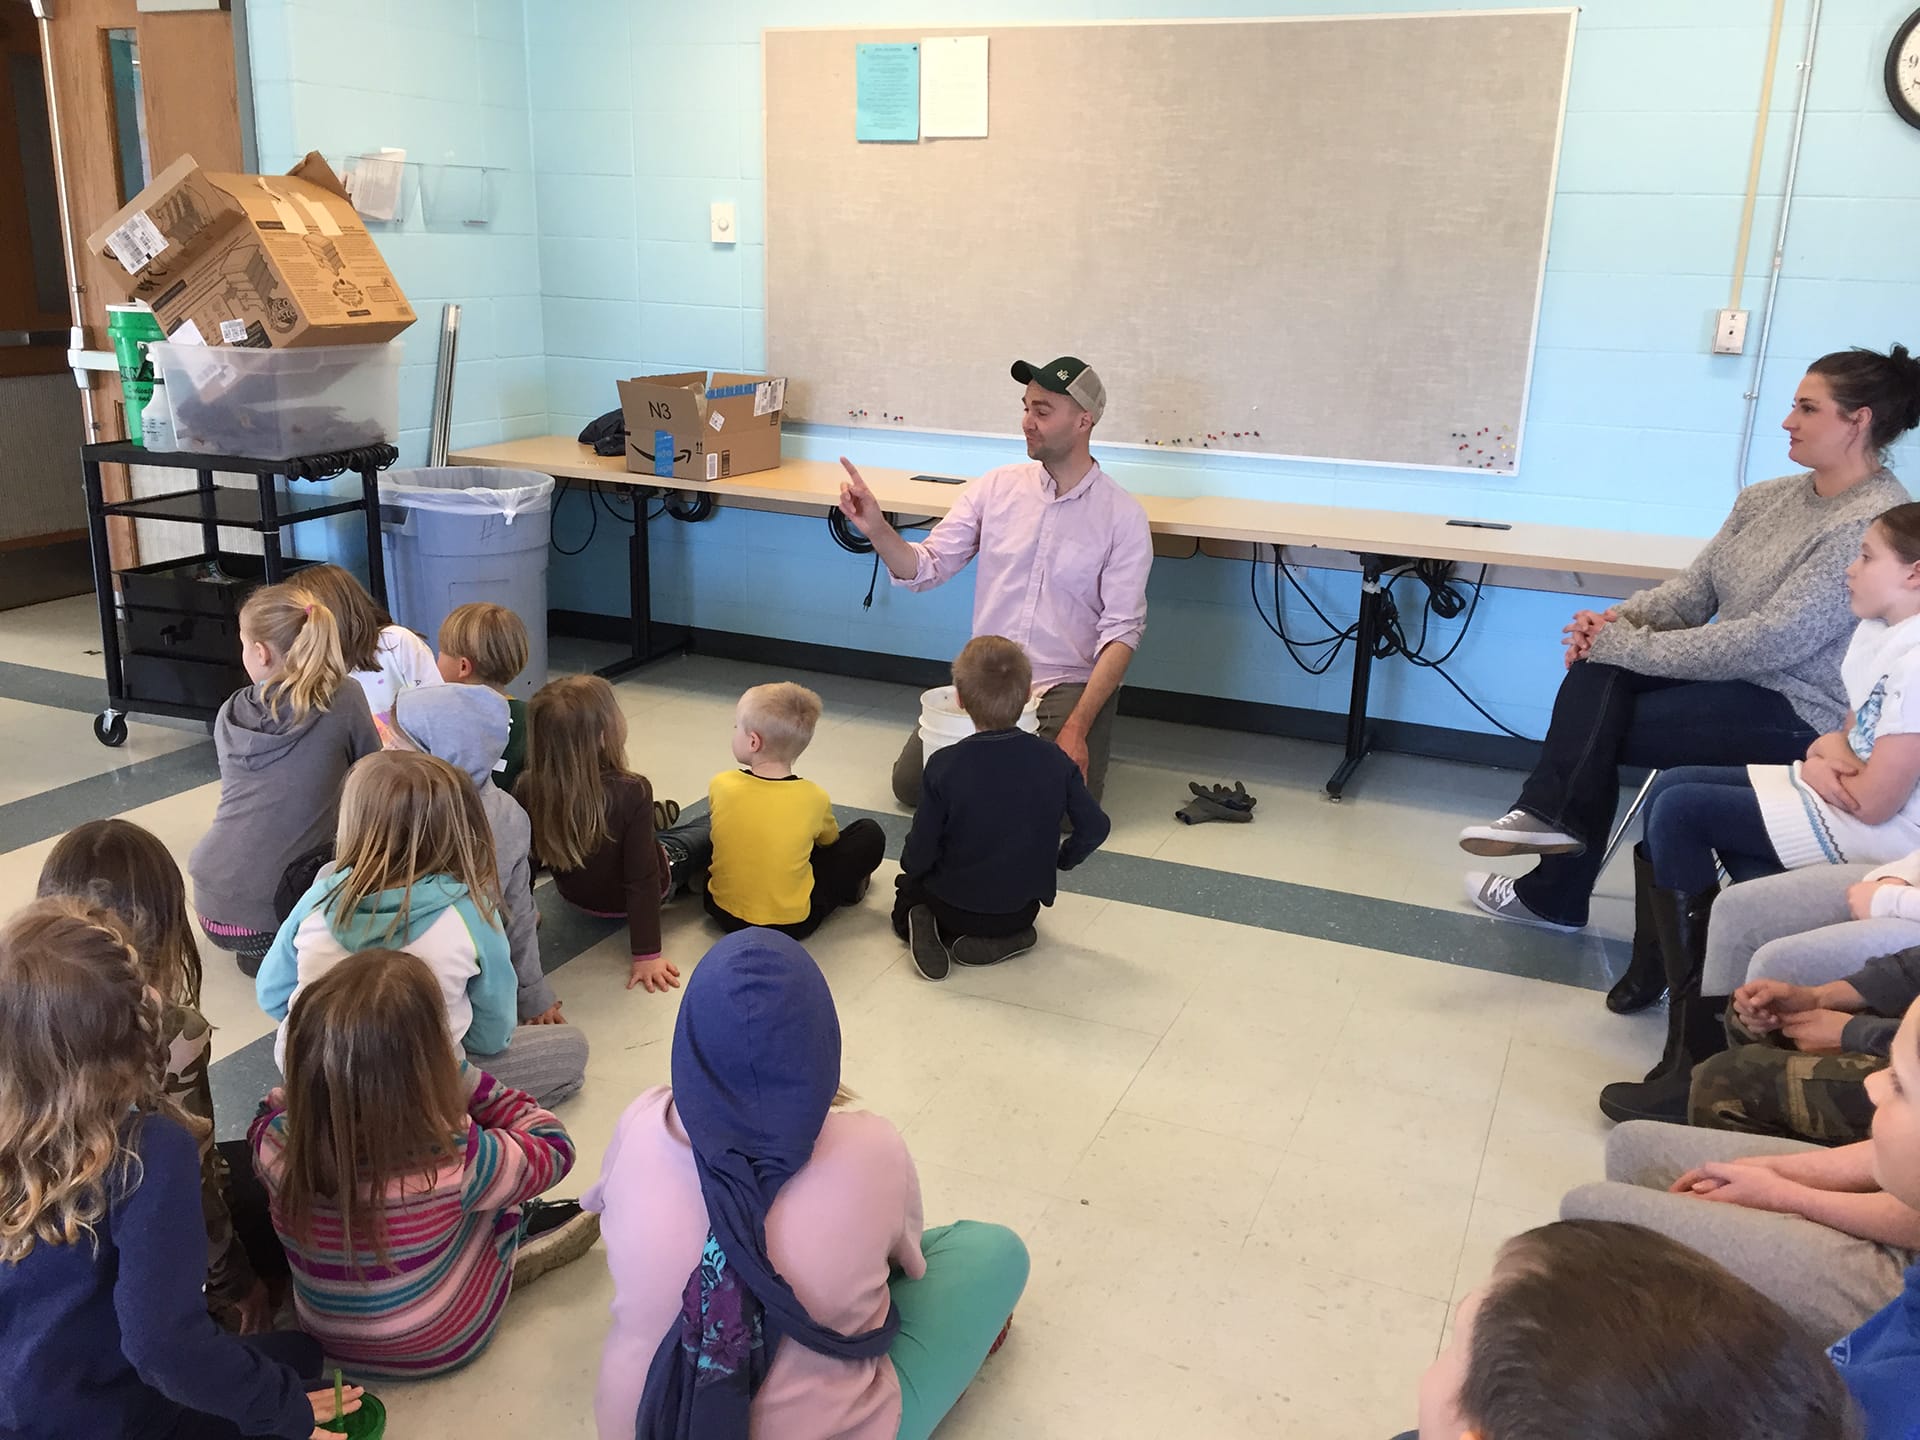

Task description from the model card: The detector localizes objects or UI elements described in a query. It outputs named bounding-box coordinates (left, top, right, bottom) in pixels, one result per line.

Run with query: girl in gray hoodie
left=189, top=584, right=380, bottom=975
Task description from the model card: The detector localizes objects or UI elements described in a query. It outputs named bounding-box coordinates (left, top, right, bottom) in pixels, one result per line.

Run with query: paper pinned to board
left=856, top=42, right=919, bottom=142
left=920, top=36, right=988, bottom=138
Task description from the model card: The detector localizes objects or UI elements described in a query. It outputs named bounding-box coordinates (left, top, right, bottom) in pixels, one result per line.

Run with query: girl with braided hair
left=40, top=819, right=283, bottom=1336
left=0, top=897, right=361, bottom=1439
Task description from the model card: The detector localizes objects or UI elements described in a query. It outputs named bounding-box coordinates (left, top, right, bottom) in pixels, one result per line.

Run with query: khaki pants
left=891, top=682, right=1117, bottom=808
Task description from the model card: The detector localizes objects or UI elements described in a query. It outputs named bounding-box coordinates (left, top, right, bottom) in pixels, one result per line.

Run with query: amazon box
left=85, top=151, right=415, bottom=349
left=617, top=371, right=786, bottom=482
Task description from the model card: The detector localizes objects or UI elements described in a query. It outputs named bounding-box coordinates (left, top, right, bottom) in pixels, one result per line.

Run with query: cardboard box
left=617, top=371, right=786, bottom=482
left=85, top=152, right=415, bottom=349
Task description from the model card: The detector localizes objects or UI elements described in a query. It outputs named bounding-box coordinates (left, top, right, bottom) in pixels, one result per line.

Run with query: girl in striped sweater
left=249, top=948, right=597, bottom=1377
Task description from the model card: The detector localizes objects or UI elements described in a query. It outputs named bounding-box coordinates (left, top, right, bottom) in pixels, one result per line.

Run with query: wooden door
left=33, top=0, right=242, bottom=565
left=0, top=4, right=67, bottom=382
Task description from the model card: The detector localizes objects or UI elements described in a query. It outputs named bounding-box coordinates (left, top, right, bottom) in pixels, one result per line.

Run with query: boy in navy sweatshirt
left=894, top=636, right=1111, bottom=981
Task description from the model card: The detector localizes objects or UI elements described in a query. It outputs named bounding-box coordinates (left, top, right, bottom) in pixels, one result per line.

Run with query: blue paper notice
left=856, top=43, right=919, bottom=142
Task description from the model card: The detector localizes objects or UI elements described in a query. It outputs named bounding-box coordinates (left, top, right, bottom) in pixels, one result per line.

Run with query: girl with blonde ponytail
left=0, top=897, right=363, bottom=1438
left=189, top=582, right=383, bottom=978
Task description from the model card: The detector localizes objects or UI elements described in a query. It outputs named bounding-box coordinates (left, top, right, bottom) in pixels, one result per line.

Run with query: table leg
left=594, top=484, right=689, bottom=681
left=360, top=465, right=388, bottom=610
left=257, top=472, right=285, bottom=583
left=83, top=458, right=126, bottom=712
left=196, top=468, right=219, bottom=560
left=1324, top=553, right=1395, bottom=801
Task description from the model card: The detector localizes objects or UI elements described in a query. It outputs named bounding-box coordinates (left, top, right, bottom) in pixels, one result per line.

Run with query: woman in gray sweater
left=1459, top=345, right=1920, bottom=952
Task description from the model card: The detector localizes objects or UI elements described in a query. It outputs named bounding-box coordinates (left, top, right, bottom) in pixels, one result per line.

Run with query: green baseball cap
left=1011, top=356, right=1106, bottom=424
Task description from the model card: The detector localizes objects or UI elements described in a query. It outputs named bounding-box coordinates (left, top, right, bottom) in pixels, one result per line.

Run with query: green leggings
left=889, top=1221, right=1031, bottom=1440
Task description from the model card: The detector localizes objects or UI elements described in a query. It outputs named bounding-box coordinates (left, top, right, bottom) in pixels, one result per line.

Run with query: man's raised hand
left=838, top=457, right=883, bottom=537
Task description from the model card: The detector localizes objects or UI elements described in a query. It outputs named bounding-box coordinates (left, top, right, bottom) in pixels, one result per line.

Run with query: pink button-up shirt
left=897, top=460, right=1153, bottom=692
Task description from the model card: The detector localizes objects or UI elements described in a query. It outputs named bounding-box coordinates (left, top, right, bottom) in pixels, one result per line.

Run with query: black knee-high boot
left=1598, top=883, right=1727, bottom=1124
left=1605, top=844, right=1667, bottom=1015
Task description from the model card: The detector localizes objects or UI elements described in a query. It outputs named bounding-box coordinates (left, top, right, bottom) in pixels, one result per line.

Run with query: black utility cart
left=80, top=441, right=396, bottom=746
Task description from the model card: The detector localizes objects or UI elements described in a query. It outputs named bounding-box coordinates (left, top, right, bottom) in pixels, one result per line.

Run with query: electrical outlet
left=710, top=202, right=736, bottom=245
left=1713, top=308, right=1749, bottom=355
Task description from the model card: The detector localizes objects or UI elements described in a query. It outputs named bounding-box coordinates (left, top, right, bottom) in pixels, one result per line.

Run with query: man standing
left=837, top=356, right=1153, bottom=806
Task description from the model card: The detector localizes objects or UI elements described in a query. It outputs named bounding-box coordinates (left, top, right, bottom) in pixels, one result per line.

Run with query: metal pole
left=428, top=302, right=460, bottom=467
left=1735, top=0, right=1823, bottom=490
left=35, top=4, right=104, bottom=441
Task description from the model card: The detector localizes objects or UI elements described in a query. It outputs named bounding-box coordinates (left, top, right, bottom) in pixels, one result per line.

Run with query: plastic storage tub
left=149, top=341, right=400, bottom=460
left=379, top=468, right=555, bottom=701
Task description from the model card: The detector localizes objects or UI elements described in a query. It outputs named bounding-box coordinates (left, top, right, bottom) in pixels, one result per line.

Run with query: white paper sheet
left=920, top=36, right=988, bottom=138
left=347, top=148, right=407, bottom=223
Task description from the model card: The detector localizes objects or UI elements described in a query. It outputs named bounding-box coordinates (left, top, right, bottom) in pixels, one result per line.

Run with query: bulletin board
left=764, top=10, right=1577, bottom=474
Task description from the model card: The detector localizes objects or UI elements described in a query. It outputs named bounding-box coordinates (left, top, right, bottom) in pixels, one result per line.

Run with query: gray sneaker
left=908, top=906, right=951, bottom=981
left=1458, top=809, right=1584, bottom=858
left=512, top=1200, right=600, bottom=1291
left=1463, top=872, right=1584, bottom=933
left=952, top=928, right=1038, bottom=967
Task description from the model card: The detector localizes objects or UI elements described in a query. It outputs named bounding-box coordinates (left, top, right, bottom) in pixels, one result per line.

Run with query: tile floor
left=0, top=594, right=1662, bottom=1439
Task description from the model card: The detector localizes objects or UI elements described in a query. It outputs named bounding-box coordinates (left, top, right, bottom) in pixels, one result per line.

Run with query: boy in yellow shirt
left=705, top=682, right=886, bottom=940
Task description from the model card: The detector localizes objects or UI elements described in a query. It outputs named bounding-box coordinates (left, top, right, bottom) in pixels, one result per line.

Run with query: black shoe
left=952, top=928, right=1038, bottom=967
left=1606, top=843, right=1667, bottom=1015
left=513, top=1199, right=599, bottom=1290
left=1597, top=1064, right=1694, bottom=1124
left=1598, top=881, right=1725, bottom=1114
left=1598, top=989, right=1732, bottom=1121
left=908, top=906, right=950, bottom=981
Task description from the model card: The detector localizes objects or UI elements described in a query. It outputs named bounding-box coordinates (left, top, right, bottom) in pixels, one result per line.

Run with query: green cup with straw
left=104, top=303, right=165, bottom=447
left=320, top=1369, right=386, bottom=1438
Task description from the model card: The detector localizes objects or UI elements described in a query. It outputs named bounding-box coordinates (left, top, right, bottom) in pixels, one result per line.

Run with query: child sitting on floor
left=396, top=684, right=582, bottom=1044
left=517, top=675, right=707, bottom=995
left=1561, top=1109, right=1920, bottom=1344
left=1823, top=994, right=1920, bottom=1435
left=0, top=899, right=361, bottom=1439
left=251, top=948, right=593, bottom=1378
left=39, top=820, right=278, bottom=1335
left=260, top=750, right=583, bottom=1107
left=1394, top=1220, right=1853, bottom=1440
left=436, top=601, right=533, bottom=792
left=190, top=582, right=381, bottom=975
left=585, top=929, right=1029, bottom=1440
left=706, top=682, right=885, bottom=941
left=294, top=563, right=441, bottom=742
left=896, top=636, right=1110, bottom=980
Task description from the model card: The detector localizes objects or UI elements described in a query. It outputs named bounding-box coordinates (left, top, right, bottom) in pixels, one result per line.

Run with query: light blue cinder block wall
left=257, top=1, right=1920, bottom=743
left=245, top=0, right=547, bottom=468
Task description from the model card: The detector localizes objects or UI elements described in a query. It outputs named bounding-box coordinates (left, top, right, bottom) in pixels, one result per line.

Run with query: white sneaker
left=1458, top=809, right=1584, bottom=858
left=1463, top=872, right=1585, bottom=933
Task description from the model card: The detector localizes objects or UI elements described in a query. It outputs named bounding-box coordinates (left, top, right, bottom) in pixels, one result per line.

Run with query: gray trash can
left=379, top=467, right=554, bottom=701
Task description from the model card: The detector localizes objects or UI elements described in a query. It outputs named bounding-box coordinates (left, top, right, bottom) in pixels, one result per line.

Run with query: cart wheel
left=94, top=710, right=129, bottom=748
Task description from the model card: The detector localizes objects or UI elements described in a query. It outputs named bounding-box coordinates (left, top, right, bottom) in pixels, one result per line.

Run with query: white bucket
left=918, top=685, right=1041, bottom=761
